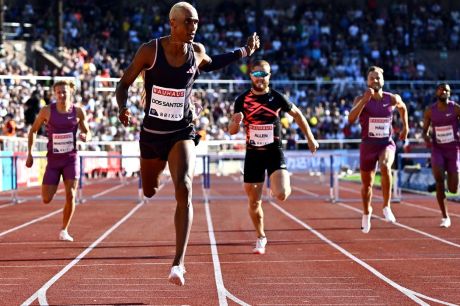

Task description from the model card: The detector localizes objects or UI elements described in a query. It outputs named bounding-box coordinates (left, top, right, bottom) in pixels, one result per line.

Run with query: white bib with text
left=368, top=117, right=390, bottom=138
left=52, top=132, right=74, bottom=154
left=149, top=85, right=185, bottom=121
left=249, top=124, right=274, bottom=146
left=435, top=125, right=455, bottom=143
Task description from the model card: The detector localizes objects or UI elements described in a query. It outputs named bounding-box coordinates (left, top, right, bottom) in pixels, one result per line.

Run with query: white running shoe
left=253, top=236, right=267, bottom=254
left=59, top=230, right=74, bottom=242
left=383, top=206, right=396, bottom=223
left=361, top=208, right=372, bottom=234
left=440, top=217, right=451, bottom=228
left=168, top=265, right=186, bottom=286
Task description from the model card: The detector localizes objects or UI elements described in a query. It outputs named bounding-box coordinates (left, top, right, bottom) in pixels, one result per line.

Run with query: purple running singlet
left=43, top=103, right=79, bottom=185
left=430, top=101, right=460, bottom=172
left=359, top=92, right=396, bottom=171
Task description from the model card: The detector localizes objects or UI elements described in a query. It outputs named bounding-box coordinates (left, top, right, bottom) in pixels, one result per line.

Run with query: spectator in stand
left=2, top=113, right=17, bottom=136
left=24, top=90, right=41, bottom=126
left=3, top=1, right=460, bottom=142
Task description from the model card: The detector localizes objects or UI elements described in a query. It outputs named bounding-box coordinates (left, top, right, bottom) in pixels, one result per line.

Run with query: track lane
left=14, top=179, right=221, bottom=305
left=0, top=181, right=143, bottom=305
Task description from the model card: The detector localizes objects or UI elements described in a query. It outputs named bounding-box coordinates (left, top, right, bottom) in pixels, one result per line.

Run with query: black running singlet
left=234, top=88, right=292, bottom=149
left=142, top=38, right=199, bottom=133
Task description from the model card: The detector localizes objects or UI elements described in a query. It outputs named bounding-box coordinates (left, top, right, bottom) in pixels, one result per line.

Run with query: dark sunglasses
left=250, top=71, right=269, bottom=77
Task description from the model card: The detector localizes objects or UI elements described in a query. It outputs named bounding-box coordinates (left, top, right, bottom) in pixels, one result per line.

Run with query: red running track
left=0, top=173, right=459, bottom=305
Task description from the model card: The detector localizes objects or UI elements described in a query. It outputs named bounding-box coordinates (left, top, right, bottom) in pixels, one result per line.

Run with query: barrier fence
left=396, top=153, right=435, bottom=197
left=0, top=153, right=158, bottom=203
left=2, top=148, right=452, bottom=204
left=0, top=151, right=404, bottom=203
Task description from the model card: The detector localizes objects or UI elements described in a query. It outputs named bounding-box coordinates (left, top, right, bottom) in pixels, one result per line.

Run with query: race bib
left=148, top=85, right=185, bottom=121
left=52, top=132, right=74, bottom=154
left=249, top=124, right=274, bottom=146
left=435, top=125, right=455, bottom=143
left=368, top=117, right=391, bottom=138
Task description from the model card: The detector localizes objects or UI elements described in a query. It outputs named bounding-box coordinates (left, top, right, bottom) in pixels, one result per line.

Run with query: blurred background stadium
left=1, top=0, right=460, bottom=196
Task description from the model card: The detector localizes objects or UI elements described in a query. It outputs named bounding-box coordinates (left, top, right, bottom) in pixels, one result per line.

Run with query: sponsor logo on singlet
left=368, top=117, right=391, bottom=138
left=435, top=125, right=455, bottom=143
left=52, top=132, right=74, bottom=153
left=249, top=124, right=274, bottom=146
left=149, top=85, right=185, bottom=121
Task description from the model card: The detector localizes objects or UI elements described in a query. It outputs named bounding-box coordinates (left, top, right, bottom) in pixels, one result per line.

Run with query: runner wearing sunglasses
left=229, top=60, right=319, bottom=254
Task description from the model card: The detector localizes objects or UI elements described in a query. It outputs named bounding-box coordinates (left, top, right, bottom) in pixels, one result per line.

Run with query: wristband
left=119, top=106, right=128, bottom=115
left=239, top=46, right=248, bottom=58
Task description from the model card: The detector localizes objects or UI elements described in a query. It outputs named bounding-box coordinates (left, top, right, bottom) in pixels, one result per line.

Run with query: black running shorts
left=140, top=125, right=196, bottom=161
left=243, top=148, right=287, bottom=183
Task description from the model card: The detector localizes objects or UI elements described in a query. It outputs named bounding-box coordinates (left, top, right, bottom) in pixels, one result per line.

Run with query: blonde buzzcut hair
left=169, top=1, right=195, bottom=20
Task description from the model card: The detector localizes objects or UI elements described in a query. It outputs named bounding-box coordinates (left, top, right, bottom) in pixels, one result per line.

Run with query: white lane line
left=260, top=304, right=386, bottom=306
left=202, top=186, right=250, bottom=306
left=219, top=257, right=460, bottom=264
left=67, top=289, right=196, bottom=291
left=21, top=199, right=145, bottom=305
left=335, top=186, right=460, bottom=248
left=292, top=185, right=319, bottom=196
left=251, top=276, right=357, bottom=278
left=0, top=180, right=136, bottom=238
left=225, top=289, right=250, bottom=306
left=268, top=199, right=456, bottom=306
left=50, top=295, right=193, bottom=299
left=0, top=198, right=36, bottom=209
left=248, top=285, right=371, bottom=288
left=82, top=277, right=166, bottom=279
left=203, top=190, right=228, bottom=306
left=22, top=179, right=168, bottom=306
left=337, top=184, right=460, bottom=218
left=0, top=209, right=63, bottom=238
left=0, top=187, right=63, bottom=209
left=4, top=256, right=459, bottom=270
left=0, top=239, right=185, bottom=245
left=0, top=260, right=351, bottom=270
left=337, top=203, right=460, bottom=248
left=0, top=177, right=113, bottom=209
left=414, top=275, right=460, bottom=278
left=396, top=201, right=460, bottom=218
left=294, top=182, right=460, bottom=248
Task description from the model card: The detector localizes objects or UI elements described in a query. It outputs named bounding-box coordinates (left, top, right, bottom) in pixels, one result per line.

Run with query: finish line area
left=1, top=148, right=448, bottom=204
left=1, top=138, right=459, bottom=305
left=1, top=150, right=459, bottom=305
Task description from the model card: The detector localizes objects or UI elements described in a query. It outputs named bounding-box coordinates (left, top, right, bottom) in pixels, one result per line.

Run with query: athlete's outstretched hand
left=232, top=112, right=244, bottom=125
left=423, top=132, right=431, bottom=147
left=307, top=138, right=319, bottom=154
left=246, top=32, right=260, bottom=56
left=399, top=126, right=408, bottom=141
left=118, top=107, right=132, bottom=127
left=79, top=133, right=88, bottom=142
left=26, top=154, right=33, bottom=168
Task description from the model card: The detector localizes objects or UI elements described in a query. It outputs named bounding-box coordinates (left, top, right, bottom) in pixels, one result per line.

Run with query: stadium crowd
left=2, top=0, right=460, bottom=147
